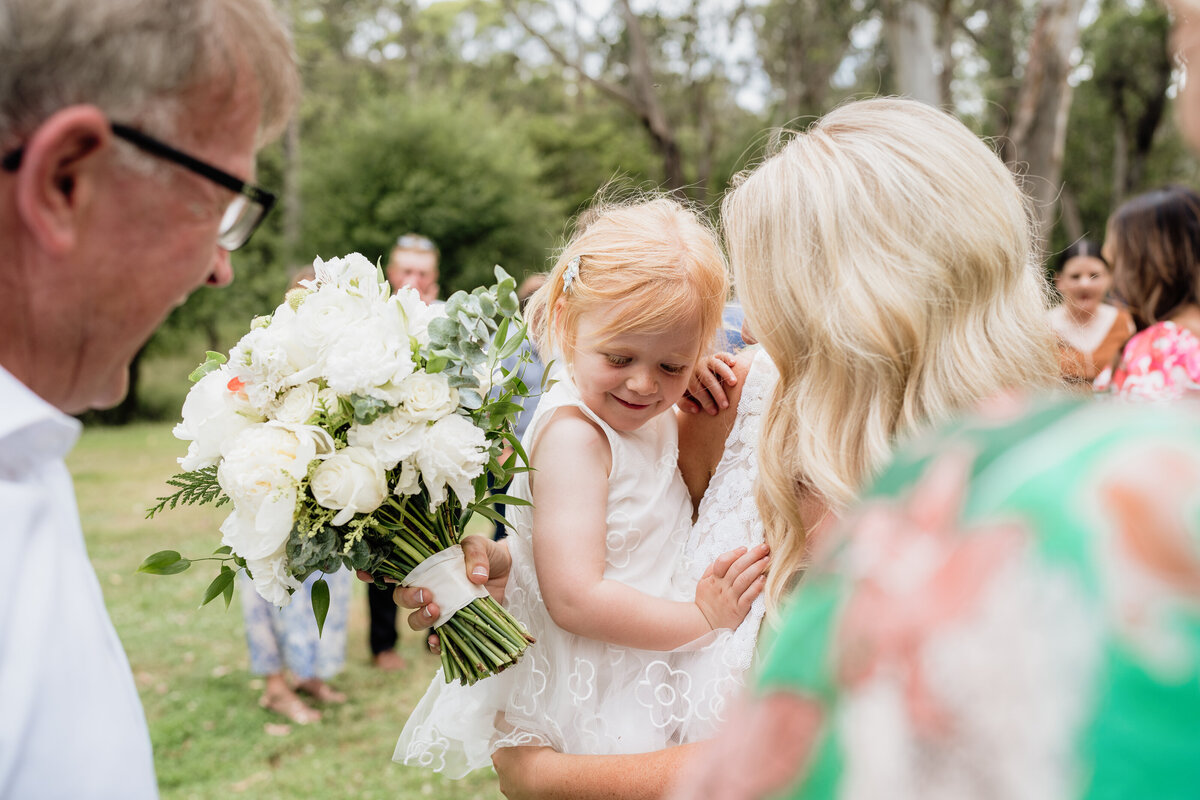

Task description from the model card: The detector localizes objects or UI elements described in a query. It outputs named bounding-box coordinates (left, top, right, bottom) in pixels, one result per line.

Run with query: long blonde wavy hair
left=722, top=97, right=1059, bottom=611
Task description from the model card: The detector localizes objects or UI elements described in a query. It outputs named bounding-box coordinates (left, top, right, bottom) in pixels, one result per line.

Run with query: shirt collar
left=0, top=364, right=82, bottom=461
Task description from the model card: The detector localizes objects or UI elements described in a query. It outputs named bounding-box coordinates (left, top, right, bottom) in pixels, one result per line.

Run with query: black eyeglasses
left=1, top=122, right=275, bottom=251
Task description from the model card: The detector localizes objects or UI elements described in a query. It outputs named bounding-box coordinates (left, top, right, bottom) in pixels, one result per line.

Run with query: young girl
left=395, top=197, right=769, bottom=777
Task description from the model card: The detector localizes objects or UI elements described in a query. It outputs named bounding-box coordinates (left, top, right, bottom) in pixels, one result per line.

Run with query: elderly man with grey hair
left=0, top=1, right=298, bottom=796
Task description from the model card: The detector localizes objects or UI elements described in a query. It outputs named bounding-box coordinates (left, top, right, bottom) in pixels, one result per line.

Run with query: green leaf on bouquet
left=188, top=351, right=228, bottom=383
left=491, top=317, right=511, bottom=355
left=213, top=545, right=233, bottom=556
left=467, top=503, right=508, bottom=528
left=496, top=324, right=527, bottom=361
left=501, top=430, right=530, bottom=468
left=428, top=316, right=457, bottom=348
left=447, top=371, right=479, bottom=389
left=201, top=566, right=236, bottom=608
left=351, top=394, right=390, bottom=425
left=137, top=550, right=192, bottom=575
left=486, top=400, right=525, bottom=420
left=460, top=339, right=486, bottom=366
left=477, top=293, right=497, bottom=318
left=477, top=493, right=531, bottom=508
left=497, top=288, right=519, bottom=315
left=311, top=578, right=330, bottom=637
left=459, top=389, right=483, bottom=409
left=424, top=355, right=448, bottom=374
left=146, top=466, right=228, bottom=518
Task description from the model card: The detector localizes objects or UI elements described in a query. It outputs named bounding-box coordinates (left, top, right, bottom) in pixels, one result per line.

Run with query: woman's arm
left=492, top=743, right=701, bottom=800
left=534, top=408, right=766, bottom=649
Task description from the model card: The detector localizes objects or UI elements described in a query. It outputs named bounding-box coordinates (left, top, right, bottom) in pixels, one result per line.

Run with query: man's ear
left=13, top=105, right=112, bottom=256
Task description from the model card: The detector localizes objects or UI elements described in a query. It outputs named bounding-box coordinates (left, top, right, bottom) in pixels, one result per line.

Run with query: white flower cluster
left=172, top=253, right=491, bottom=605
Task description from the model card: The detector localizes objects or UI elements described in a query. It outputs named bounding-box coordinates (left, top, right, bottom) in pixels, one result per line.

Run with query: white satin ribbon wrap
left=401, top=545, right=489, bottom=628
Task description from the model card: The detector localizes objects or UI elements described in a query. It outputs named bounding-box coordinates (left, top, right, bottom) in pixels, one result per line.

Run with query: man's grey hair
left=0, top=0, right=299, bottom=149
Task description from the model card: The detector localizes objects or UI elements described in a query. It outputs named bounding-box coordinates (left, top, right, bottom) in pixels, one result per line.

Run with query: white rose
left=392, top=459, right=421, bottom=496
left=218, top=485, right=298, bottom=562
left=397, top=372, right=458, bottom=421
left=415, top=414, right=489, bottom=509
left=245, top=553, right=301, bottom=607
left=347, top=407, right=425, bottom=469
left=173, top=367, right=261, bottom=471
left=311, top=446, right=389, bottom=526
left=271, top=383, right=321, bottom=425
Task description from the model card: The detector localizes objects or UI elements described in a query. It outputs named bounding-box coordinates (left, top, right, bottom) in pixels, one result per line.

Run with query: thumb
left=460, top=535, right=491, bottom=584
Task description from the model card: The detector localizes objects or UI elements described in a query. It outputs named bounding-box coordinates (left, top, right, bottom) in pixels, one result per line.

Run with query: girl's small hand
left=679, top=352, right=738, bottom=415
left=694, top=543, right=770, bottom=631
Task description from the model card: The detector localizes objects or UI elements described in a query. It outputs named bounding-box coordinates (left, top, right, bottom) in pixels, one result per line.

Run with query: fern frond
left=146, top=466, right=229, bottom=519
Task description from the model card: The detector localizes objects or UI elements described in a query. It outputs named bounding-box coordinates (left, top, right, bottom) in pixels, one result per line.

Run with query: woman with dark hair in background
left=1094, top=185, right=1200, bottom=399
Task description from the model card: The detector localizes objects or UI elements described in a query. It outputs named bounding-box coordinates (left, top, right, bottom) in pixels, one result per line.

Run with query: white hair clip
left=562, top=256, right=581, bottom=293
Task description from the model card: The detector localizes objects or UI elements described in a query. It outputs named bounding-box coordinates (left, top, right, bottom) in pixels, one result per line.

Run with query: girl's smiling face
left=566, top=302, right=703, bottom=433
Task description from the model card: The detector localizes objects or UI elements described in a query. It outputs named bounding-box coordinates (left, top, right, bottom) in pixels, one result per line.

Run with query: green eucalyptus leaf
left=461, top=340, right=486, bottom=366
left=447, top=371, right=480, bottom=389
left=425, top=355, right=448, bottom=374
left=497, top=290, right=519, bottom=315
left=478, top=294, right=497, bottom=318
left=459, top=389, right=483, bottom=409
left=428, top=316, right=457, bottom=347
left=137, top=550, right=192, bottom=575
left=311, top=578, right=330, bottom=637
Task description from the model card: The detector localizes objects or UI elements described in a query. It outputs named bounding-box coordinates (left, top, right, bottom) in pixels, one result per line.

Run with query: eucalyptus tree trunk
left=1005, top=0, right=1087, bottom=250
left=881, top=0, right=943, bottom=106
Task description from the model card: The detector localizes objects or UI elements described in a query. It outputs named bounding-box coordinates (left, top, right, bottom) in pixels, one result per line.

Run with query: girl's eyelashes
left=605, top=354, right=632, bottom=367
left=660, top=364, right=687, bottom=375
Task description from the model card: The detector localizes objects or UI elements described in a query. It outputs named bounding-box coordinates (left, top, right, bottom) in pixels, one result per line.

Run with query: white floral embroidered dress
left=673, top=347, right=775, bottom=741
left=394, top=374, right=698, bottom=777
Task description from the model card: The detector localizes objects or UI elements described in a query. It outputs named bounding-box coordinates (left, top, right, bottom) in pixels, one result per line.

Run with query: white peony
left=310, top=446, right=388, bottom=526
left=415, top=414, right=489, bottom=509
left=216, top=422, right=333, bottom=560
left=392, top=459, right=421, bottom=496
left=397, top=372, right=458, bottom=421
left=173, top=367, right=262, bottom=471
left=245, top=552, right=302, bottom=607
left=348, top=408, right=425, bottom=469
left=321, top=306, right=415, bottom=403
left=271, top=383, right=321, bottom=425
left=289, top=283, right=374, bottom=379
left=227, top=324, right=293, bottom=411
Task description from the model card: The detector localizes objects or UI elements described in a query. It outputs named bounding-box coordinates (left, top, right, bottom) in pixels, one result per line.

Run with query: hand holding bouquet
left=142, top=253, right=535, bottom=684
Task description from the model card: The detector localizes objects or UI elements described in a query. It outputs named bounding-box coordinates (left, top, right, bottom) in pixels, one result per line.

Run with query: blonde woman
left=399, top=97, right=1060, bottom=798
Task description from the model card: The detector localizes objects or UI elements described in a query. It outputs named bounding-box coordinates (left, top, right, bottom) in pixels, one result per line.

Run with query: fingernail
left=416, top=589, right=423, bottom=604
left=472, top=566, right=488, bottom=578
left=423, top=607, right=434, bottom=619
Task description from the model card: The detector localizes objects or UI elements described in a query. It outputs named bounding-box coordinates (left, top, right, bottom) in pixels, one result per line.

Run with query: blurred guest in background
left=1094, top=186, right=1200, bottom=399
left=1047, top=239, right=1134, bottom=387
left=386, top=232, right=442, bottom=305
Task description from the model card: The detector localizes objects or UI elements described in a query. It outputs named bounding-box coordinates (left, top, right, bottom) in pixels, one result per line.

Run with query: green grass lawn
left=69, top=421, right=502, bottom=800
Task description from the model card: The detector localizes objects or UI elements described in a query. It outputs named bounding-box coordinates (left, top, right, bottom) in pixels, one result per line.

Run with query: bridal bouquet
left=142, top=253, right=535, bottom=685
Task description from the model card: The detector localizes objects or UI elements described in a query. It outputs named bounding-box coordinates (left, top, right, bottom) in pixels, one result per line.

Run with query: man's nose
left=207, top=247, right=234, bottom=287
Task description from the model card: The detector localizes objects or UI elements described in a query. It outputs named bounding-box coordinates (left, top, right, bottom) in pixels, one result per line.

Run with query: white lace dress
left=673, top=347, right=775, bottom=741
left=394, top=375, right=699, bottom=777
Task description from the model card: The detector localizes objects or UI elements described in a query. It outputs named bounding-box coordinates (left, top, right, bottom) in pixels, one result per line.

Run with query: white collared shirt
left=0, top=366, right=157, bottom=799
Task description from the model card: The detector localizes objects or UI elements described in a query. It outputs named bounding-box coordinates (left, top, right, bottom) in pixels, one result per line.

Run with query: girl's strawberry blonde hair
left=525, top=195, right=729, bottom=364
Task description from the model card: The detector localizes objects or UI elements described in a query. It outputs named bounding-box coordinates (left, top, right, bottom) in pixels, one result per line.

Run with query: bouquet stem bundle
left=371, top=496, right=534, bottom=684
